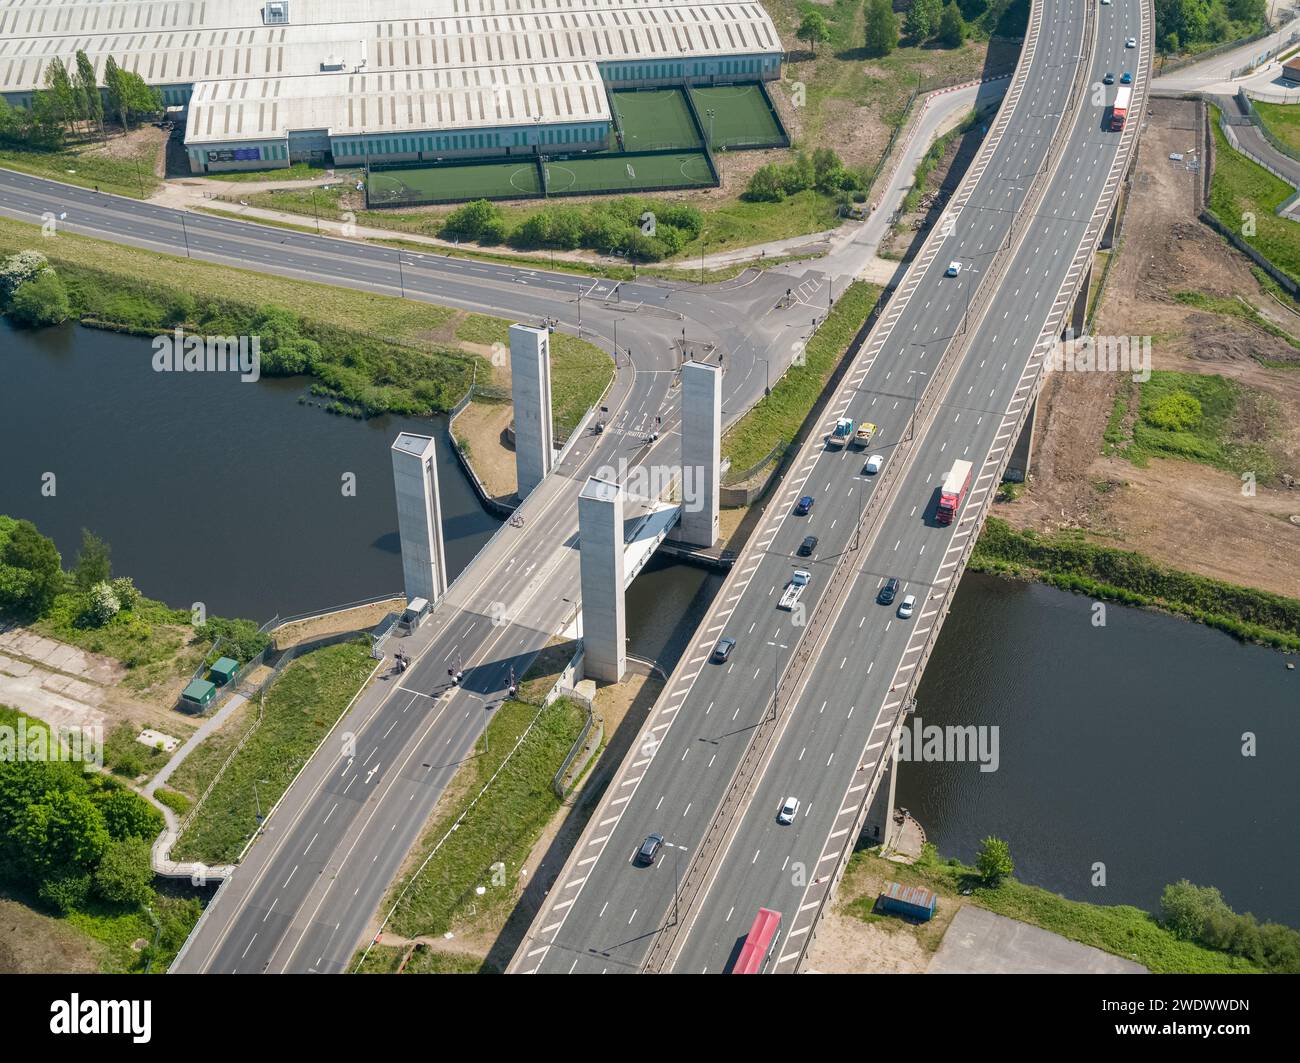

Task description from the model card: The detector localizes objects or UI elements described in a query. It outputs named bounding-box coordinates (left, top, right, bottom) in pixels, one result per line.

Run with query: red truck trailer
left=936, top=459, right=973, bottom=525
left=1110, top=86, right=1131, bottom=132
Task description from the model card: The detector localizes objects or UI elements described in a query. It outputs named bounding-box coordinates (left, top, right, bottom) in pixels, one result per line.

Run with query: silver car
left=897, top=594, right=916, bottom=620
left=778, top=796, right=800, bottom=825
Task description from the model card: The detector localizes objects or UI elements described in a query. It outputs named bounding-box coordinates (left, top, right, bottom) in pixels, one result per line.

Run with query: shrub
left=8, top=269, right=71, bottom=326
left=94, top=837, right=156, bottom=907
left=83, top=581, right=121, bottom=627
left=1144, top=390, right=1202, bottom=431
left=977, top=836, right=1014, bottom=884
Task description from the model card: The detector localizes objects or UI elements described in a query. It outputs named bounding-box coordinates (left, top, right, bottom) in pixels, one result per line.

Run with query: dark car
left=878, top=577, right=900, bottom=605
left=712, top=636, right=736, bottom=663
left=1102, top=71, right=1115, bottom=85
left=1120, top=71, right=1133, bottom=85
left=797, top=535, right=819, bottom=557
left=795, top=495, right=815, bottom=515
left=635, top=832, right=664, bottom=866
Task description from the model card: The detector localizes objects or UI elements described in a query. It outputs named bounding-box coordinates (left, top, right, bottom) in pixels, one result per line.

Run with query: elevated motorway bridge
left=512, top=0, right=1151, bottom=974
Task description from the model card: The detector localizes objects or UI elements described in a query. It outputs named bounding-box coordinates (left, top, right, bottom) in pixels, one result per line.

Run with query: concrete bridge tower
left=510, top=323, right=554, bottom=498
left=678, top=358, right=721, bottom=547
left=578, top=476, right=626, bottom=683
left=390, top=432, right=448, bottom=603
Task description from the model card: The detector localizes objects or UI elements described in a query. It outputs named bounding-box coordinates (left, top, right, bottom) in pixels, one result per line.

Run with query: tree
left=42, top=57, right=80, bottom=135
left=0, top=518, right=64, bottom=616
left=97, top=788, right=164, bottom=841
left=9, top=270, right=72, bottom=327
left=864, top=0, right=900, bottom=57
left=906, top=0, right=943, bottom=41
left=104, top=56, right=128, bottom=131
left=74, top=529, right=112, bottom=592
left=796, top=11, right=831, bottom=55
left=976, top=836, right=1014, bottom=884
left=14, top=789, right=110, bottom=882
left=74, top=50, right=103, bottom=139
left=1160, top=880, right=1232, bottom=940
left=0, top=250, right=50, bottom=302
left=937, top=2, right=967, bottom=47
left=84, top=581, right=121, bottom=626
left=94, top=837, right=156, bottom=907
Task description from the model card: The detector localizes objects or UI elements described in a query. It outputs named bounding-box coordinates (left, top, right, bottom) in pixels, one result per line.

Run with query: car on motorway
left=1102, top=71, right=1115, bottom=85
left=712, top=636, right=736, bottom=663
left=777, top=797, right=800, bottom=825
left=1125, top=36, right=1137, bottom=48
left=795, top=495, right=815, bottom=515
left=635, top=832, right=664, bottom=866
left=897, top=594, right=916, bottom=620
left=1120, top=71, right=1133, bottom=84
left=864, top=453, right=885, bottom=475
left=878, top=577, right=900, bottom=605
left=945, top=261, right=962, bottom=277
left=797, top=535, right=819, bottom=557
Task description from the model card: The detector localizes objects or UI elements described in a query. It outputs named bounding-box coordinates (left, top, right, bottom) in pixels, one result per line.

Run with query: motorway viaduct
left=0, top=0, right=1144, bottom=972
left=512, top=0, right=1151, bottom=974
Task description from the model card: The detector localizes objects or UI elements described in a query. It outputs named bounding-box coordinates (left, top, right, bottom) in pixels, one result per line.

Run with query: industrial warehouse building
left=0, top=0, right=784, bottom=173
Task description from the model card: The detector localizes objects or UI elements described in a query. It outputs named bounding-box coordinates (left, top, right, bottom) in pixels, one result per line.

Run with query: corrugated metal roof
left=881, top=882, right=937, bottom=909
left=184, top=62, right=611, bottom=143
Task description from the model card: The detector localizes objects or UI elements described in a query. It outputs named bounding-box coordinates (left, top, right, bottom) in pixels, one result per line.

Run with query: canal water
left=3, top=321, right=1295, bottom=925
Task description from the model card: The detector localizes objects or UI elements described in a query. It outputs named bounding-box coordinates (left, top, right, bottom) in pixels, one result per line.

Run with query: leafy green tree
left=0, top=518, right=64, bottom=617
left=906, top=0, right=943, bottom=40
left=37, top=871, right=93, bottom=915
left=0, top=250, right=50, bottom=302
left=976, top=835, right=1014, bottom=884
left=103, top=56, right=129, bottom=131
left=42, top=57, right=80, bottom=134
left=74, top=529, right=112, bottom=591
left=1160, top=880, right=1232, bottom=939
left=865, top=0, right=900, bottom=57
left=97, top=788, right=164, bottom=841
left=797, top=11, right=831, bottom=54
left=75, top=50, right=103, bottom=138
left=14, top=789, right=110, bottom=882
left=94, top=837, right=156, bottom=907
left=938, top=2, right=966, bottom=46
left=9, top=270, right=72, bottom=327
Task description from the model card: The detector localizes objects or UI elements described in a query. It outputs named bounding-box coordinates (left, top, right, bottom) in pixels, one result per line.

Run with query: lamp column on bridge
left=678, top=358, right=721, bottom=547
left=510, top=323, right=554, bottom=499
left=390, top=432, right=448, bottom=604
left=578, top=476, right=626, bottom=683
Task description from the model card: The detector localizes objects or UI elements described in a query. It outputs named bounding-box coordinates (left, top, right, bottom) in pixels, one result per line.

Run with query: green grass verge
left=353, top=942, right=487, bottom=973
left=849, top=850, right=1262, bottom=974
left=721, top=280, right=880, bottom=474
left=384, top=696, right=586, bottom=940
left=1251, top=100, right=1300, bottom=157
left=971, top=517, right=1300, bottom=651
left=1208, top=107, right=1300, bottom=287
left=171, top=641, right=376, bottom=864
left=1101, top=367, right=1283, bottom=483
left=0, top=136, right=161, bottom=199
left=1173, top=288, right=1300, bottom=354
left=202, top=162, right=362, bottom=184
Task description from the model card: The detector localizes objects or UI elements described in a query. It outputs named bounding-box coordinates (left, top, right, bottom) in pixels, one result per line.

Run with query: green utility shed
left=209, top=657, right=240, bottom=686
left=181, top=678, right=216, bottom=711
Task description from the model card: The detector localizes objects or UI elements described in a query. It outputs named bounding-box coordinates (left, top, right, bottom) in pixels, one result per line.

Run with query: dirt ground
left=998, top=97, right=1300, bottom=599
left=0, top=896, right=105, bottom=974
left=804, top=853, right=959, bottom=973
left=452, top=402, right=518, bottom=502
left=269, top=597, right=404, bottom=651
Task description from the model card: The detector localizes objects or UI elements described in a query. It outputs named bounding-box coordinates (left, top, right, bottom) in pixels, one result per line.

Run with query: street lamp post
left=906, top=367, right=929, bottom=443
left=766, top=639, right=789, bottom=722
left=396, top=249, right=406, bottom=298
left=179, top=211, right=191, bottom=258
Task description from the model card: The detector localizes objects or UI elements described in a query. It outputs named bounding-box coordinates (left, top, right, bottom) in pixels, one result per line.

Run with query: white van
left=398, top=597, right=430, bottom=633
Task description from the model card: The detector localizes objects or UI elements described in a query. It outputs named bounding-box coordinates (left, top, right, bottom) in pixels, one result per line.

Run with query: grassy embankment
left=972, top=517, right=1300, bottom=652
left=1208, top=107, right=1300, bottom=287
left=1251, top=99, right=1300, bottom=157
left=845, top=849, right=1263, bottom=973
left=0, top=214, right=611, bottom=426
left=169, top=641, right=377, bottom=864
left=721, top=279, right=880, bottom=477
left=0, top=136, right=163, bottom=199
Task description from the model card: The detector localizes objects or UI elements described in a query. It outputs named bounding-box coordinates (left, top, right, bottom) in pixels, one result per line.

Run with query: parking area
left=927, top=906, right=1148, bottom=973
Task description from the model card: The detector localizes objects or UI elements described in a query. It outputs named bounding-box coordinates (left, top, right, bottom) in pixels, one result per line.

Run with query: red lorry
left=936, top=459, right=973, bottom=525
left=1110, top=86, right=1131, bottom=132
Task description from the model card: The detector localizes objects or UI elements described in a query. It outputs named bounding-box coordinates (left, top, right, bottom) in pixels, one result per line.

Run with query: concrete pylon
left=510, top=323, right=554, bottom=498
left=678, top=359, right=721, bottom=547
left=578, top=477, right=626, bottom=683
left=390, top=432, right=448, bottom=603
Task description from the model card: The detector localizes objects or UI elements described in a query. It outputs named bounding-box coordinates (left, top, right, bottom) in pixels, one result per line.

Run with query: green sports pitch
left=612, top=89, right=702, bottom=151
left=544, top=152, right=713, bottom=194
left=690, top=84, right=785, bottom=150
left=367, top=159, right=541, bottom=203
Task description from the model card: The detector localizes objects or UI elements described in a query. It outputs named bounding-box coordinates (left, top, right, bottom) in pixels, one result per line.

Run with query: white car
left=778, top=796, right=800, bottom=825
left=865, top=453, right=885, bottom=475
left=897, top=594, right=916, bottom=620
left=1100, top=0, right=1111, bottom=5
left=1125, top=37, right=1137, bottom=48
left=945, top=261, right=962, bottom=277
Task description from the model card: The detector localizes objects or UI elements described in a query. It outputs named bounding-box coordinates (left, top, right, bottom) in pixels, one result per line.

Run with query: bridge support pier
left=510, top=324, right=554, bottom=499
left=1003, top=398, right=1037, bottom=484
left=862, top=748, right=901, bottom=852
left=1068, top=258, right=1092, bottom=337
left=390, top=433, right=448, bottom=604
left=578, top=477, right=626, bottom=683
left=678, top=359, right=722, bottom=547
